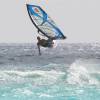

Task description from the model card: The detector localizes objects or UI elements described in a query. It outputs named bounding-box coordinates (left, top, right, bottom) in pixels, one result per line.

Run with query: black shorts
left=41, top=42, right=48, bottom=47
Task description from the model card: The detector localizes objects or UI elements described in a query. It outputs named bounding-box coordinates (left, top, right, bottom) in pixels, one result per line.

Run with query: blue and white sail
left=26, top=4, right=66, bottom=40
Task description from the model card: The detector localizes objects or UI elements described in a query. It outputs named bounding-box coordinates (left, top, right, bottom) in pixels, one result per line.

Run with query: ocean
left=0, top=43, right=100, bottom=100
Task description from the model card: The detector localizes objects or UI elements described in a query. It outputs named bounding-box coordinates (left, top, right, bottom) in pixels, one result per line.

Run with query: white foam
left=0, top=70, right=65, bottom=85
left=39, top=93, right=53, bottom=98
left=67, top=60, right=99, bottom=85
left=12, top=88, right=33, bottom=96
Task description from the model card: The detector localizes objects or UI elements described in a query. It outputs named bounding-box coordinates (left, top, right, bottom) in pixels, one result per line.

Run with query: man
left=37, top=36, right=54, bottom=55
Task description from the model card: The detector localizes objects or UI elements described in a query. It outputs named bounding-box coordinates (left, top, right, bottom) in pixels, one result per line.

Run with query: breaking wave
left=0, top=59, right=99, bottom=87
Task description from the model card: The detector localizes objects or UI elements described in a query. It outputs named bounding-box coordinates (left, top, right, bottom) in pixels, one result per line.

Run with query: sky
left=0, top=0, right=100, bottom=43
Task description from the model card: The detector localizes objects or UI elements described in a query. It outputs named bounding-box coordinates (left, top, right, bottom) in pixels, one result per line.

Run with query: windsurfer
left=37, top=36, right=54, bottom=55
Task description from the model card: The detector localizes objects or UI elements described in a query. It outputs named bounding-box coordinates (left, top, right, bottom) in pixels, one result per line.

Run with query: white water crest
left=67, top=60, right=100, bottom=86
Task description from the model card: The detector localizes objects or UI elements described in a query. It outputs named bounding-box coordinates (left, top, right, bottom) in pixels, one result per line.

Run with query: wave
left=0, top=70, right=65, bottom=86
left=67, top=63, right=100, bottom=85
left=0, top=59, right=99, bottom=87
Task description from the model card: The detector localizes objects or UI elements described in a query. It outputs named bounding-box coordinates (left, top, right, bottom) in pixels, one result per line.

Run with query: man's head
left=37, top=36, right=41, bottom=40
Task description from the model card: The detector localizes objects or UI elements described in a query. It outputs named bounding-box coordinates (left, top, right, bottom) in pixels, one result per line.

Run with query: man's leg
left=37, top=43, right=41, bottom=55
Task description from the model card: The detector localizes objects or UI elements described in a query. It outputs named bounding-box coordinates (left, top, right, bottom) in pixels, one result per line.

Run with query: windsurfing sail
left=26, top=4, right=66, bottom=40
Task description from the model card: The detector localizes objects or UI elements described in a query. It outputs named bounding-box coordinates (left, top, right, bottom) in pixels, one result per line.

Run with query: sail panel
left=27, top=4, right=66, bottom=40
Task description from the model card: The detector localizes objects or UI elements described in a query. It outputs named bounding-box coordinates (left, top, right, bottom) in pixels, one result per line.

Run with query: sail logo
left=34, top=8, right=40, bottom=13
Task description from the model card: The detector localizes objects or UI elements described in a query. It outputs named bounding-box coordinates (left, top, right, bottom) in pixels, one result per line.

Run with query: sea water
left=0, top=43, right=100, bottom=100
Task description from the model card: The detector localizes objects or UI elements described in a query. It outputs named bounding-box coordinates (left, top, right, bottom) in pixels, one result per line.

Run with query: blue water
left=0, top=43, right=100, bottom=100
